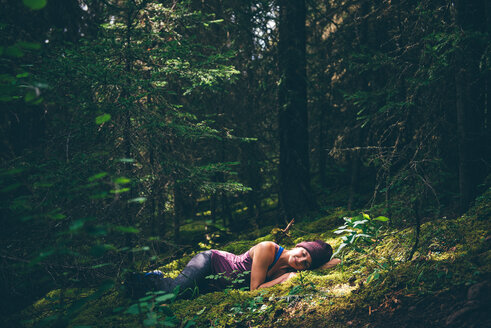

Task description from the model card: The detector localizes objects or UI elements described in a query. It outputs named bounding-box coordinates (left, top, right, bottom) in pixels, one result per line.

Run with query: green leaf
left=0, top=168, right=24, bottom=176
left=155, top=293, right=175, bottom=303
left=16, top=72, right=29, bottom=78
left=183, top=319, right=196, bottom=328
left=110, top=187, right=130, bottom=194
left=373, top=216, right=389, bottom=222
left=70, top=219, right=86, bottom=231
left=5, top=46, right=23, bottom=57
left=89, top=192, right=108, bottom=199
left=348, top=234, right=357, bottom=244
left=0, top=96, right=13, bottom=102
left=24, top=90, right=38, bottom=103
left=30, top=97, right=43, bottom=105
left=137, top=295, right=155, bottom=302
left=113, top=307, right=125, bottom=313
left=23, top=0, right=47, bottom=10
left=95, top=113, right=111, bottom=124
left=17, top=41, right=41, bottom=50
left=88, top=172, right=108, bottom=182
left=131, top=246, right=150, bottom=252
left=367, top=271, right=380, bottom=284
left=208, top=19, right=224, bottom=24
left=22, top=0, right=47, bottom=10
left=114, top=226, right=139, bottom=234
left=125, top=304, right=140, bottom=315
left=90, top=244, right=116, bottom=257
left=114, top=177, right=131, bottom=184
left=33, top=182, right=53, bottom=188
left=47, top=210, right=66, bottom=220
left=334, top=229, right=354, bottom=234
left=354, top=233, right=372, bottom=238
left=1, top=183, right=22, bottom=193
left=129, top=197, right=147, bottom=203
left=353, top=220, right=369, bottom=227
left=118, top=158, right=135, bottom=163
left=163, top=317, right=177, bottom=327
left=332, top=243, right=347, bottom=257
left=143, top=312, right=158, bottom=326
left=91, top=263, right=112, bottom=269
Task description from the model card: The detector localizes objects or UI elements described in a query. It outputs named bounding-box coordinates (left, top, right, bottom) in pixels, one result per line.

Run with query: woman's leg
left=143, top=250, right=213, bottom=298
left=168, top=250, right=213, bottom=297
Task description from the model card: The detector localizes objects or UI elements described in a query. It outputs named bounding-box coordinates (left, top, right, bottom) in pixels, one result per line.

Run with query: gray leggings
left=147, top=250, right=214, bottom=298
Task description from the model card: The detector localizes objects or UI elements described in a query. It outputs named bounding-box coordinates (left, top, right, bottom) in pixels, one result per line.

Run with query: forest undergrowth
left=2, top=1, right=490, bottom=327
left=15, top=189, right=491, bottom=328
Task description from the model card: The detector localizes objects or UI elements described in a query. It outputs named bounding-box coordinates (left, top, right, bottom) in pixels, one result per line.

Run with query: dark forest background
left=1, top=0, right=490, bottom=325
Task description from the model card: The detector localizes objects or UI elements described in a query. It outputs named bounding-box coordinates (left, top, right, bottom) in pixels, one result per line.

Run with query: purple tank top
left=210, top=245, right=282, bottom=290
left=210, top=249, right=252, bottom=290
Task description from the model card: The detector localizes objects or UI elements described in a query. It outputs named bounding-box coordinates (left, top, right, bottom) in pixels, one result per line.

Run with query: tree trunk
left=454, top=0, right=488, bottom=212
left=122, top=3, right=135, bottom=252
left=455, top=65, right=470, bottom=213
left=318, top=93, right=330, bottom=189
left=278, top=0, right=315, bottom=220
left=347, top=152, right=360, bottom=211
left=173, top=186, right=182, bottom=243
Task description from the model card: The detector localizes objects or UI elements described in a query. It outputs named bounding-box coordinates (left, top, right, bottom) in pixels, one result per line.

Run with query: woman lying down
left=125, top=240, right=341, bottom=299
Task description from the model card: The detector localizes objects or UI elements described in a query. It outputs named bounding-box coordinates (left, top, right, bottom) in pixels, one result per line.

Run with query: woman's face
left=288, top=247, right=312, bottom=271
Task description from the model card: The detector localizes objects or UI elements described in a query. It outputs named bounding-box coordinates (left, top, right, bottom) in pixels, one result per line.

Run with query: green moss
left=18, top=196, right=491, bottom=328
left=21, top=288, right=95, bottom=327
left=468, top=187, right=491, bottom=221
left=480, top=249, right=491, bottom=273
left=254, top=233, right=274, bottom=243
left=300, top=209, right=348, bottom=233
left=171, top=290, right=257, bottom=327
left=158, top=254, right=195, bottom=278
left=68, top=290, right=139, bottom=328
left=221, top=240, right=256, bottom=254
left=170, top=202, right=488, bottom=327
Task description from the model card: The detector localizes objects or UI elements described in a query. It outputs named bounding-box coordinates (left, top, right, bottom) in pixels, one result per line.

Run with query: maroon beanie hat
left=296, top=240, right=333, bottom=269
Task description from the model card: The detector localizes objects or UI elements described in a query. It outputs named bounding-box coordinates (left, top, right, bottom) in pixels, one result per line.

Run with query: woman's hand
left=319, top=258, right=341, bottom=270
left=283, top=272, right=297, bottom=281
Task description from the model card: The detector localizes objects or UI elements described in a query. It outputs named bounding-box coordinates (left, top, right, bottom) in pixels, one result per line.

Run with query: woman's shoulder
left=249, top=241, right=277, bottom=258
left=254, top=241, right=278, bottom=250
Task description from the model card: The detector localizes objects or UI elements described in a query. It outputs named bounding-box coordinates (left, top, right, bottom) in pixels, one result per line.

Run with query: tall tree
left=453, top=0, right=490, bottom=212
left=278, top=0, right=315, bottom=220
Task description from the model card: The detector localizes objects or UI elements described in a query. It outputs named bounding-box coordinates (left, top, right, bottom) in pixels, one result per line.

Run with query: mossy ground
left=15, top=191, right=490, bottom=328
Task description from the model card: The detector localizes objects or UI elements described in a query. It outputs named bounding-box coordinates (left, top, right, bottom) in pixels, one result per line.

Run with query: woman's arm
left=319, top=258, right=341, bottom=270
left=249, top=242, right=276, bottom=290
left=257, top=272, right=297, bottom=289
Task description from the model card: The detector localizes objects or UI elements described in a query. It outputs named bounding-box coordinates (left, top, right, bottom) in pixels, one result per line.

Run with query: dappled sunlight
left=1, top=0, right=489, bottom=326
left=17, top=204, right=490, bottom=327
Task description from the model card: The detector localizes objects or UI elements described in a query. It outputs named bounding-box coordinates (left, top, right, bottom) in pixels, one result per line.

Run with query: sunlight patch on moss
left=20, top=197, right=490, bottom=328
